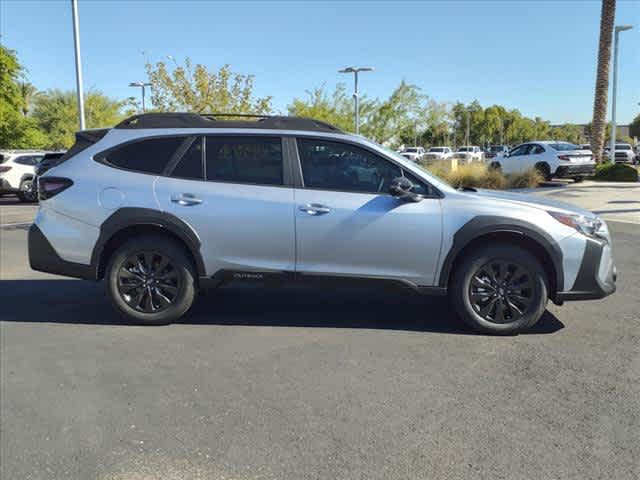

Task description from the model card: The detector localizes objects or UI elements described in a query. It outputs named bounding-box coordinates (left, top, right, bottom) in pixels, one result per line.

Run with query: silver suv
left=29, top=113, right=616, bottom=334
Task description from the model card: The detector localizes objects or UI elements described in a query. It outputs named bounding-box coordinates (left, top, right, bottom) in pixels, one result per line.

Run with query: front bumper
left=554, top=236, right=616, bottom=302
left=555, top=164, right=596, bottom=178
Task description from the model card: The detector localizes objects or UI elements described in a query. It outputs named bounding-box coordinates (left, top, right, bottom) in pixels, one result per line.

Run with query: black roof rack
left=114, top=112, right=343, bottom=134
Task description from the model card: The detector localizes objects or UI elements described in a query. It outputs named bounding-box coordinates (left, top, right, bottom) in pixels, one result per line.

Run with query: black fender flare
left=438, top=216, right=564, bottom=293
left=90, top=207, right=206, bottom=278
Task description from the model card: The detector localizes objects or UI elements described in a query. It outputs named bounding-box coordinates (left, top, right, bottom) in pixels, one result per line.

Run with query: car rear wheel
left=106, top=235, right=197, bottom=325
left=18, top=179, right=38, bottom=203
left=450, top=244, right=548, bottom=335
left=535, top=163, right=552, bottom=181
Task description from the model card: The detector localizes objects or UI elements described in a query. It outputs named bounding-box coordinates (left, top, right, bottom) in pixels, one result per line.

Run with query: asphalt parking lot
left=1, top=188, right=639, bottom=480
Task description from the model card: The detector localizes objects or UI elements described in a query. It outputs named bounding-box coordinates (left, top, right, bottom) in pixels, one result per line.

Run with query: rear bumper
left=554, top=164, right=596, bottom=178
left=0, top=178, right=18, bottom=193
left=554, top=237, right=616, bottom=302
left=28, top=224, right=95, bottom=279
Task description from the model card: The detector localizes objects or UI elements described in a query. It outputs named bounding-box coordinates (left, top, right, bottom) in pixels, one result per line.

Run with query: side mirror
left=389, top=177, right=422, bottom=202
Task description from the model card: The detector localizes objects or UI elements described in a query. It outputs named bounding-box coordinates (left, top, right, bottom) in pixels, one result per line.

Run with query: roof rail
left=114, top=112, right=343, bottom=134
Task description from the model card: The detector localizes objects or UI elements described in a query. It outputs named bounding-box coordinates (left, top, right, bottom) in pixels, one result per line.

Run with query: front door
left=293, top=138, right=443, bottom=286
left=154, top=135, right=295, bottom=275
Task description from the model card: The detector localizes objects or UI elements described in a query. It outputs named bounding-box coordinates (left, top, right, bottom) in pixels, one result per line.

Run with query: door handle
left=171, top=193, right=203, bottom=206
left=299, top=203, right=331, bottom=215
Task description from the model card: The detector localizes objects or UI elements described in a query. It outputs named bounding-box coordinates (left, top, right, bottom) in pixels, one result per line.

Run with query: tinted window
left=14, top=155, right=44, bottom=165
left=529, top=145, right=545, bottom=155
left=510, top=144, right=530, bottom=156
left=171, top=138, right=203, bottom=180
left=103, top=136, right=185, bottom=174
left=297, top=138, right=401, bottom=194
left=548, top=142, right=578, bottom=151
left=205, top=136, right=283, bottom=185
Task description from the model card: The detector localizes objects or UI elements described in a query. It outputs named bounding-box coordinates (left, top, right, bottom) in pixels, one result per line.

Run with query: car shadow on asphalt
left=0, top=280, right=564, bottom=335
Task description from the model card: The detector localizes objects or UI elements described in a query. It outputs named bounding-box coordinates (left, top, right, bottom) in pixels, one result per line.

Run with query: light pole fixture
left=338, top=66, right=374, bottom=135
left=129, top=81, right=152, bottom=112
left=70, top=0, right=85, bottom=130
left=609, top=24, right=634, bottom=163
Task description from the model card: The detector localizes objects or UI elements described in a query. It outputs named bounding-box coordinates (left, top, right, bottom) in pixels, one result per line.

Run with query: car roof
left=115, top=112, right=343, bottom=134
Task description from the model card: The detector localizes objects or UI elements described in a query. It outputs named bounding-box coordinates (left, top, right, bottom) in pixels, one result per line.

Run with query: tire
left=535, top=163, right=552, bottom=181
left=17, top=179, right=38, bottom=203
left=489, top=162, right=501, bottom=171
left=449, top=244, right=548, bottom=335
left=105, top=235, right=197, bottom=325
left=573, top=177, right=584, bottom=183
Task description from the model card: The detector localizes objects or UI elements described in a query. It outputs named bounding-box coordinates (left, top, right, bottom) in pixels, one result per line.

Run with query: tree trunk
left=591, top=0, right=616, bottom=163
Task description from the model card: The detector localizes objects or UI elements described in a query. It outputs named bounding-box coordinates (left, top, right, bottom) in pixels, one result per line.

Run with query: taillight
left=0, top=166, right=12, bottom=173
left=558, top=155, right=572, bottom=161
left=38, top=177, right=73, bottom=200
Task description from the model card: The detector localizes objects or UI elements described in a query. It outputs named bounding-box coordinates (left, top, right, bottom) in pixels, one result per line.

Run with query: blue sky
left=2, top=0, right=638, bottom=124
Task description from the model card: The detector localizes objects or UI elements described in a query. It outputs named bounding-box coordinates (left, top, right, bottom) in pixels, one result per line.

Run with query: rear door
left=154, top=135, right=295, bottom=275
left=293, top=137, right=443, bottom=286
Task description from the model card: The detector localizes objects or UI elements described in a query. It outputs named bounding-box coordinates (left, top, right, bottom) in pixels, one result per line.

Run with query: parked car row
left=0, top=150, right=66, bottom=202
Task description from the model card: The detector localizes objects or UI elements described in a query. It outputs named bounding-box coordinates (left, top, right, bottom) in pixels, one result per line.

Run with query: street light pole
left=338, top=66, right=373, bottom=135
left=610, top=24, right=634, bottom=163
left=129, top=82, right=152, bottom=112
left=70, top=0, right=85, bottom=130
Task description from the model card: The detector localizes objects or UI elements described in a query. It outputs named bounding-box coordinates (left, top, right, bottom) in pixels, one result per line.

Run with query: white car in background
left=0, top=150, right=46, bottom=202
left=606, top=143, right=635, bottom=164
left=400, top=147, right=425, bottom=162
left=454, top=146, right=483, bottom=163
left=490, top=141, right=595, bottom=182
left=423, top=147, right=453, bottom=161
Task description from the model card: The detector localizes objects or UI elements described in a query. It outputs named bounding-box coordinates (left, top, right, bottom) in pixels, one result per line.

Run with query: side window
left=530, top=144, right=545, bottom=155
left=297, top=138, right=401, bottom=194
left=171, top=137, right=203, bottom=180
left=102, top=136, right=186, bottom=174
left=205, top=136, right=283, bottom=186
left=402, top=170, right=433, bottom=196
left=510, top=145, right=529, bottom=157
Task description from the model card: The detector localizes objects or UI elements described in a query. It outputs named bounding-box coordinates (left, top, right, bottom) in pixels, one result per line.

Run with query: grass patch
left=593, top=163, right=638, bottom=182
left=422, top=162, right=542, bottom=190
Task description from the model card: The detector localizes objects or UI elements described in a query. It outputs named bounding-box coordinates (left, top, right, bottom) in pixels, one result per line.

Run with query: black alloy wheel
left=117, top=251, right=181, bottom=313
left=468, top=260, right=534, bottom=324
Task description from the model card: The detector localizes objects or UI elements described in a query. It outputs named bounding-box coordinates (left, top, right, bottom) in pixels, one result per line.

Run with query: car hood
left=469, top=188, right=596, bottom=218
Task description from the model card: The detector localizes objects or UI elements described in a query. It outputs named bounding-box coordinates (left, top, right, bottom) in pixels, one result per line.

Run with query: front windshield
left=616, top=145, right=632, bottom=150
left=458, top=147, right=472, bottom=152
left=488, top=146, right=503, bottom=152
left=405, top=148, right=419, bottom=152
left=429, top=148, right=445, bottom=152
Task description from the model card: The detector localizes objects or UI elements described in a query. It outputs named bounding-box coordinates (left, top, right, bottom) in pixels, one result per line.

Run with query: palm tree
left=591, top=0, right=616, bottom=163
left=18, top=81, right=41, bottom=117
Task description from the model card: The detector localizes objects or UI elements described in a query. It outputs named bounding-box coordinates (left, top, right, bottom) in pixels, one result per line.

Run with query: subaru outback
left=29, top=113, right=616, bottom=334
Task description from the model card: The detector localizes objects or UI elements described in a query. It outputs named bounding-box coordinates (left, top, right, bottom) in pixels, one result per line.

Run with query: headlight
left=548, top=211, right=603, bottom=238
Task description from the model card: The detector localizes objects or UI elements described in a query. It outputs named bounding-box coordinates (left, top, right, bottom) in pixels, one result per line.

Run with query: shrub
left=429, top=162, right=507, bottom=190
left=506, top=168, right=544, bottom=189
left=593, top=163, right=638, bottom=182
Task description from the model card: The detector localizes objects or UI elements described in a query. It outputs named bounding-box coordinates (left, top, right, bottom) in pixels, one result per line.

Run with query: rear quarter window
left=99, top=136, right=186, bottom=174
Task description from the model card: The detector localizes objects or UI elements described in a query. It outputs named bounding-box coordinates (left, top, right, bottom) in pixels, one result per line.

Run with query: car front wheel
left=106, top=235, right=197, bottom=325
left=450, top=244, right=548, bottom=334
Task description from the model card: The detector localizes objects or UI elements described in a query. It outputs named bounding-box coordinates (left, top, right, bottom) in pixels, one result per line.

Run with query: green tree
left=32, top=89, right=125, bottom=149
left=365, top=81, right=424, bottom=144
left=18, top=81, right=42, bottom=116
left=0, top=45, right=48, bottom=149
left=287, top=83, right=359, bottom=132
left=146, top=58, right=272, bottom=114
left=629, top=113, right=640, bottom=140
left=550, top=124, right=585, bottom=144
